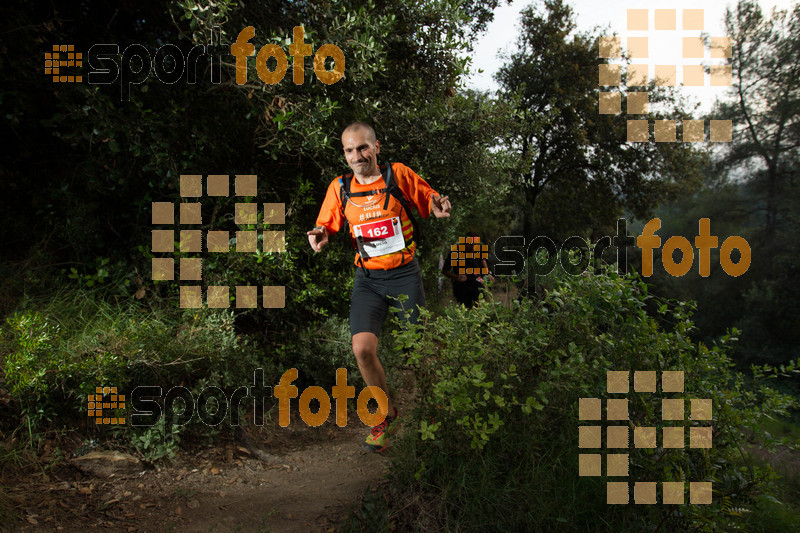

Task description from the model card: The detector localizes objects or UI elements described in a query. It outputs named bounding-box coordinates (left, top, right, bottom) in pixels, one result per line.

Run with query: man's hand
left=430, top=194, right=451, bottom=218
left=307, top=226, right=329, bottom=252
left=457, top=273, right=467, bottom=282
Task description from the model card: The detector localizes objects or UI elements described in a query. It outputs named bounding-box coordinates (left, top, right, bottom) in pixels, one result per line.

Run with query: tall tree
left=715, top=0, right=800, bottom=278
left=495, top=0, right=707, bottom=239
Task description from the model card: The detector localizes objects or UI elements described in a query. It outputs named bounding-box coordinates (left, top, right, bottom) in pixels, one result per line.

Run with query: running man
left=307, top=122, right=451, bottom=451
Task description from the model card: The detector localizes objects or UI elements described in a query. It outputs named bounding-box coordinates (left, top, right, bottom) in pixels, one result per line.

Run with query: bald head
left=342, top=121, right=377, bottom=144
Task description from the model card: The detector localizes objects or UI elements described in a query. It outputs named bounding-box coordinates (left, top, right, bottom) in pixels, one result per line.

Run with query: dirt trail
left=6, top=412, right=396, bottom=532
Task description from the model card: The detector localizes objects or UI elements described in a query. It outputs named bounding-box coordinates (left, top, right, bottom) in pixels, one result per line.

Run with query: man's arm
left=307, top=226, right=329, bottom=252
left=308, top=179, right=342, bottom=252
left=430, top=194, right=451, bottom=218
left=394, top=163, right=451, bottom=218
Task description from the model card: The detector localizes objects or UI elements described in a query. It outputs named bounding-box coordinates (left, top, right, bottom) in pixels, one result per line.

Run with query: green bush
left=389, top=266, right=798, bottom=532
left=0, top=289, right=275, bottom=446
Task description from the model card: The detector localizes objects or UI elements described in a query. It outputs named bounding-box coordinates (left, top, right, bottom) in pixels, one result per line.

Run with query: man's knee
left=352, top=334, right=378, bottom=366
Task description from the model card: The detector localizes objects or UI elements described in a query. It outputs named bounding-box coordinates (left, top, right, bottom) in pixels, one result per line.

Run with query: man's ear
left=374, top=140, right=380, bottom=154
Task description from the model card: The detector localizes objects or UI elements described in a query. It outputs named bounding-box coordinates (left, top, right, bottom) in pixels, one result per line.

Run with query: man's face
left=342, top=127, right=380, bottom=177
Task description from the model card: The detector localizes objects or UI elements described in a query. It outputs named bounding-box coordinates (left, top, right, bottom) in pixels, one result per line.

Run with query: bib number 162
left=365, top=225, right=389, bottom=238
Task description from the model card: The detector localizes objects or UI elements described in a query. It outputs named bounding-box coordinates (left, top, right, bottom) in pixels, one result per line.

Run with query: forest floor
left=2, top=383, right=416, bottom=533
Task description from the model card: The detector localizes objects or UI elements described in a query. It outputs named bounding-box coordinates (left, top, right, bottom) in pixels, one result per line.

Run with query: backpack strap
left=338, top=162, right=422, bottom=248
left=381, top=163, right=421, bottom=244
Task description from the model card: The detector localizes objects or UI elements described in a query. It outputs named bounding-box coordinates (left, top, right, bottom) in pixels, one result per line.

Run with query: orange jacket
left=315, top=162, right=439, bottom=270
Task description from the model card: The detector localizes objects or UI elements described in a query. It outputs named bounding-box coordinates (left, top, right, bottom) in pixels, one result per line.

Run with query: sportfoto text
left=492, top=218, right=750, bottom=278
left=129, top=368, right=387, bottom=428
left=84, top=26, right=342, bottom=100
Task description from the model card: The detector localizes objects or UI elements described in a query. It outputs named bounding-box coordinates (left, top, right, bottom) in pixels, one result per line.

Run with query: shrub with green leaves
left=0, top=289, right=274, bottom=442
left=390, top=266, right=798, bottom=532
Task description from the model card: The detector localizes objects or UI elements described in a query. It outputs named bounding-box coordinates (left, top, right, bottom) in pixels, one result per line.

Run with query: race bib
left=354, top=217, right=405, bottom=257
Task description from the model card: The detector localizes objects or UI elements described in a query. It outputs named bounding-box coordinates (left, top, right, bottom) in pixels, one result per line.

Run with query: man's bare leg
left=352, top=331, right=395, bottom=416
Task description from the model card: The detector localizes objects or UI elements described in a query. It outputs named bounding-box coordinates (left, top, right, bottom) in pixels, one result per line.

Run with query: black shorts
left=350, top=257, right=426, bottom=337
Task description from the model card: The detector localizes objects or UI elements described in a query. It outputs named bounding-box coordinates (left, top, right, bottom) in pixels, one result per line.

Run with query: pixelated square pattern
left=599, top=36, right=621, bottom=58
left=581, top=370, right=713, bottom=505
left=683, top=65, right=705, bottom=87
left=607, top=454, right=628, bottom=476
left=180, top=258, right=202, bottom=281
left=663, top=427, right=684, bottom=448
left=207, top=231, right=230, bottom=252
left=627, top=9, right=648, bottom=31
left=599, top=92, right=621, bottom=115
left=607, top=482, right=629, bottom=504
left=579, top=454, right=601, bottom=476
left=635, top=482, right=657, bottom=504
left=180, top=286, right=202, bottom=308
left=208, top=286, right=229, bottom=308
left=579, top=398, right=602, bottom=420
left=634, top=426, right=657, bottom=448
left=180, top=203, right=202, bottom=225
left=655, top=65, right=676, bottom=87
left=662, top=398, right=684, bottom=420
left=599, top=64, right=621, bottom=87
left=684, top=120, right=705, bottom=142
left=236, top=286, right=258, bottom=308
left=152, top=175, right=285, bottom=309
left=207, top=175, right=229, bottom=196
left=628, top=64, right=648, bottom=86
left=607, top=426, right=628, bottom=448
left=236, top=175, right=258, bottom=196
left=264, top=231, right=286, bottom=253
left=45, top=45, right=83, bottom=82
left=710, top=121, right=732, bottom=143
left=152, top=258, right=174, bottom=281
left=88, top=386, right=126, bottom=425
left=606, top=399, right=628, bottom=420
left=152, top=202, right=174, bottom=225
left=627, top=92, right=648, bottom=115
left=264, top=203, right=285, bottom=224
left=452, top=236, right=489, bottom=276
left=627, top=37, right=648, bottom=59
left=236, top=231, right=258, bottom=253
left=152, top=230, right=174, bottom=253
left=654, top=10, right=676, bottom=31
left=235, top=203, right=258, bottom=225
left=579, top=426, right=602, bottom=448
left=601, top=9, right=732, bottom=145
left=263, top=286, right=285, bottom=308
left=663, top=482, right=685, bottom=504
left=627, top=121, right=649, bottom=143
left=655, top=120, right=676, bottom=143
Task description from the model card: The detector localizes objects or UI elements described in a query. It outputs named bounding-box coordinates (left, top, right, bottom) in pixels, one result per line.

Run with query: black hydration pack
left=338, top=162, right=421, bottom=260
